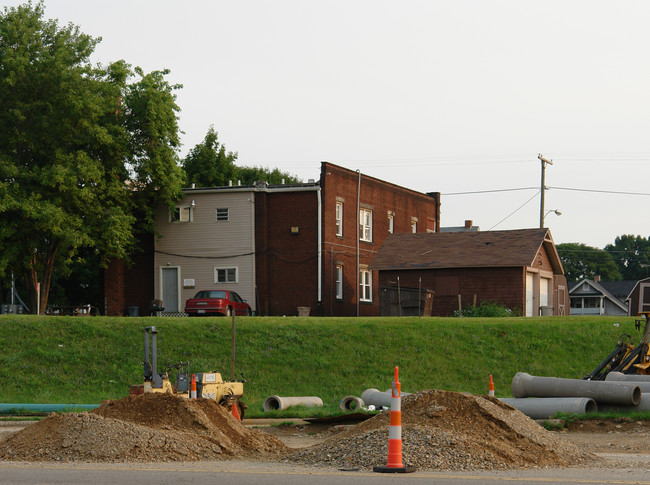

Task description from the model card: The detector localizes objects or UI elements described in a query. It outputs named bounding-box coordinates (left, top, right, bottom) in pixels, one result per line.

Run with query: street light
left=542, top=209, right=562, bottom=227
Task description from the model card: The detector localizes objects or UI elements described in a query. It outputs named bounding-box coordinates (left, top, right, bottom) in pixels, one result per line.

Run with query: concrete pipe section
left=599, top=394, right=650, bottom=413
left=339, top=395, right=364, bottom=411
left=360, top=388, right=411, bottom=408
left=511, top=372, right=641, bottom=406
left=499, top=397, right=598, bottom=419
left=262, top=395, right=323, bottom=412
left=605, top=371, right=650, bottom=383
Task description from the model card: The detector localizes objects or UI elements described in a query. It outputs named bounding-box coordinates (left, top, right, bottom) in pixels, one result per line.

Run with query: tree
left=182, top=126, right=238, bottom=187
left=556, top=243, right=622, bottom=282
left=0, top=2, right=184, bottom=313
left=605, top=235, right=650, bottom=280
left=182, top=126, right=301, bottom=187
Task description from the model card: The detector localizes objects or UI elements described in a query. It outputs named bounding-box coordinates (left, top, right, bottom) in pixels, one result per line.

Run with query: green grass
left=0, top=314, right=642, bottom=417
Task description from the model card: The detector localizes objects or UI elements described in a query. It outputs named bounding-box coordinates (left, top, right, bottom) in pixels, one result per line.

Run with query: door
left=161, top=267, right=179, bottom=312
left=558, top=285, right=566, bottom=315
left=525, top=273, right=534, bottom=317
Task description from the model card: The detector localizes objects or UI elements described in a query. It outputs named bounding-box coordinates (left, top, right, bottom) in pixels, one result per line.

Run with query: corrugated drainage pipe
left=339, top=395, right=364, bottom=411
left=499, top=397, right=598, bottom=419
left=0, top=403, right=99, bottom=414
left=605, top=371, right=650, bottom=382
left=360, top=388, right=411, bottom=408
left=262, top=395, right=323, bottom=412
left=511, top=372, right=641, bottom=406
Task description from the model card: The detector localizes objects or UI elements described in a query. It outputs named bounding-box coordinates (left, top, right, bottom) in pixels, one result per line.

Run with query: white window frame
left=335, top=264, right=343, bottom=300
left=170, top=206, right=192, bottom=223
left=335, top=201, right=343, bottom=237
left=360, top=268, right=372, bottom=302
left=387, top=212, right=394, bottom=234
left=360, top=208, right=373, bottom=242
left=216, top=208, right=229, bottom=221
left=411, top=218, right=417, bottom=233
left=214, top=267, right=238, bottom=284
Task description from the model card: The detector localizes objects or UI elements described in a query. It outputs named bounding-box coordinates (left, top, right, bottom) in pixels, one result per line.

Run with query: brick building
left=370, top=229, right=568, bottom=317
left=104, top=162, right=440, bottom=317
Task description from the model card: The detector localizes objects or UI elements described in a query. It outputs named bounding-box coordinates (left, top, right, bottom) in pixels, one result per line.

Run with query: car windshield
left=194, top=290, right=227, bottom=299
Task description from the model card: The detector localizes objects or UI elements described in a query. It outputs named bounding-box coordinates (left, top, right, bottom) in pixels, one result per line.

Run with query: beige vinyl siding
left=154, top=190, right=256, bottom=311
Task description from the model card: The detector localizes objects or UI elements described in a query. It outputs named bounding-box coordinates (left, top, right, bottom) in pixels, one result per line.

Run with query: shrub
left=454, top=301, right=518, bottom=318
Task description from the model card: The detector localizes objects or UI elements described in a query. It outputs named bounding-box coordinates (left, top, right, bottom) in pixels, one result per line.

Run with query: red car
left=184, top=290, right=252, bottom=317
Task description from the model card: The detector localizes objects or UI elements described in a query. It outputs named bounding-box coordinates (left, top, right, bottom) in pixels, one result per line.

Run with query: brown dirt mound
left=0, top=393, right=289, bottom=462
left=289, top=389, right=599, bottom=471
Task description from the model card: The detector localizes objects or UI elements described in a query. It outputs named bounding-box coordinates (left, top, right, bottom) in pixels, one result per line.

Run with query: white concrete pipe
left=360, top=388, right=411, bottom=408
left=605, top=371, right=650, bottom=383
left=511, top=372, right=641, bottom=406
left=598, top=394, right=650, bottom=413
left=262, top=395, right=323, bottom=412
left=499, top=397, right=598, bottom=419
left=339, top=395, right=364, bottom=411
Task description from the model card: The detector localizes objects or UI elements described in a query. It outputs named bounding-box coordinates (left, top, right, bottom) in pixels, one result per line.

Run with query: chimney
left=594, top=275, right=601, bottom=283
left=464, top=220, right=473, bottom=229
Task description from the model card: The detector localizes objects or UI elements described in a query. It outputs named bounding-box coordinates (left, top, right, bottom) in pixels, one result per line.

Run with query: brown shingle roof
left=369, top=228, right=562, bottom=273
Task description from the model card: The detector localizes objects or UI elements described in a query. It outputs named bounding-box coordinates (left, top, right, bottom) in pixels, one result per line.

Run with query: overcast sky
left=8, top=1, right=650, bottom=248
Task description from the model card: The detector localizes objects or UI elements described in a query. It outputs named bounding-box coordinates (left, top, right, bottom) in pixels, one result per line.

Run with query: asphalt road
left=1, top=460, right=650, bottom=485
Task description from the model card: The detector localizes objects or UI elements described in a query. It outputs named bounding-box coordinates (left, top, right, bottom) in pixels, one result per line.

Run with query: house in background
left=627, top=277, right=650, bottom=316
left=568, top=277, right=635, bottom=316
left=104, top=162, right=441, bottom=317
left=369, top=228, right=567, bottom=317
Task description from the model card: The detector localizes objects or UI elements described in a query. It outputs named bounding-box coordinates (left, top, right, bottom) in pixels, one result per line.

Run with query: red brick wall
left=103, top=234, right=154, bottom=316
left=377, top=267, right=525, bottom=316
left=255, top=190, right=319, bottom=316
left=320, top=163, right=440, bottom=316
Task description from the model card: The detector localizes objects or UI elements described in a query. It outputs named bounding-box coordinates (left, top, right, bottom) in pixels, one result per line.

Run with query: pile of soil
left=288, top=389, right=600, bottom=471
left=0, top=393, right=289, bottom=463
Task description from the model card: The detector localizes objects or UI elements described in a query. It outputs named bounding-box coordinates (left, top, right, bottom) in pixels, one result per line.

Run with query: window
left=335, top=265, right=343, bottom=299
left=387, top=212, right=394, bottom=234
left=216, top=208, right=229, bottom=221
left=360, top=269, right=372, bottom=302
left=171, top=206, right=192, bottom=222
left=410, top=217, right=418, bottom=233
left=335, top=201, right=343, bottom=237
left=360, top=208, right=373, bottom=242
left=426, top=217, right=436, bottom=233
left=214, top=267, right=237, bottom=283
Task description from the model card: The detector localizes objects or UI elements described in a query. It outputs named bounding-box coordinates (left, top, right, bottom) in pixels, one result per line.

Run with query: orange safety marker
left=231, top=401, right=241, bottom=421
left=373, top=366, right=416, bottom=474
left=190, top=374, right=197, bottom=399
left=489, top=374, right=495, bottom=397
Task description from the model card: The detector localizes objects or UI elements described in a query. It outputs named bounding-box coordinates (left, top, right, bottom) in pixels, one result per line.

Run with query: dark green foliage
left=605, top=235, right=650, bottom=281
left=556, top=243, right=622, bottom=282
left=454, top=301, right=518, bottom=317
left=0, top=2, right=184, bottom=313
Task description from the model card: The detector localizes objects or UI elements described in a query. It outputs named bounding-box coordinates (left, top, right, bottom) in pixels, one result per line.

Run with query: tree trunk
left=26, top=243, right=59, bottom=315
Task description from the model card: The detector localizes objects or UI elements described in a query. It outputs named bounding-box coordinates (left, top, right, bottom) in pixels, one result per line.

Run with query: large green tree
left=605, top=235, right=650, bottom=280
left=182, top=126, right=300, bottom=187
left=0, top=2, right=183, bottom=313
left=556, top=243, right=622, bottom=282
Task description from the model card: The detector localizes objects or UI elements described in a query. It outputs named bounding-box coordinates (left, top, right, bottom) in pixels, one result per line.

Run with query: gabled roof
left=369, top=228, right=564, bottom=274
left=627, top=277, right=650, bottom=301
left=568, top=278, right=629, bottom=312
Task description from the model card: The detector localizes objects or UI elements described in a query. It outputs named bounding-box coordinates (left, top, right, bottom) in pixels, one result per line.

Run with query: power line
left=487, top=190, right=541, bottom=231
left=445, top=187, right=537, bottom=196
left=549, top=186, right=650, bottom=196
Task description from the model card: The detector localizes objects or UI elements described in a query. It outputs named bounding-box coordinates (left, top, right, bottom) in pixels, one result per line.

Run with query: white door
left=162, top=267, right=179, bottom=312
left=540, top=277, right=550, bottom=307
left=526, top=274, right=534, bottom=317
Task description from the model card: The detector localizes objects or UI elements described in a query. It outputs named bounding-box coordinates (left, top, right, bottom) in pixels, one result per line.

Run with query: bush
left=454, top=301, right=518, bottom=318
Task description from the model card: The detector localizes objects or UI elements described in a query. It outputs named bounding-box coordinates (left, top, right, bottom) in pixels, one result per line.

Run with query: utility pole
left=538, top=154, right=553, bottom=228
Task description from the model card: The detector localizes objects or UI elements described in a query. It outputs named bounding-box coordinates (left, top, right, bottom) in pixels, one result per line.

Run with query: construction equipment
left=131, top=326, right=246, bottom=418
left=584, top=313, right=650, bottom=381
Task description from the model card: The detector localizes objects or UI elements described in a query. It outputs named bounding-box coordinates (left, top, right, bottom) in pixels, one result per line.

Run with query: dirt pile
left=289, top=389, right=599, bottom=471
left=0, top=393, right=289, bottom=462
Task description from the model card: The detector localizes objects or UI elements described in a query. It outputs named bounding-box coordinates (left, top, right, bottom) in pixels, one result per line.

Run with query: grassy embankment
left=0, top=314, right=643, bottom=417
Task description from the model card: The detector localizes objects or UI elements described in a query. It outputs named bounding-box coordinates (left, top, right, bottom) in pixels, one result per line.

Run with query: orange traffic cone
left=373, top=366, right=416, bottom=474
left=190, top=374, right=197, bottom=399
left=489, top=375, right=495, bottom=397
left=231, top=401, right=241, bottom=421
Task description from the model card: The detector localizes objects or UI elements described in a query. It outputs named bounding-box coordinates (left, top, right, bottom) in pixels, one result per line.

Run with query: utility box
left=540, top=305, right=554, bottom=316
left=297, top=306, right=310, bottom=317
